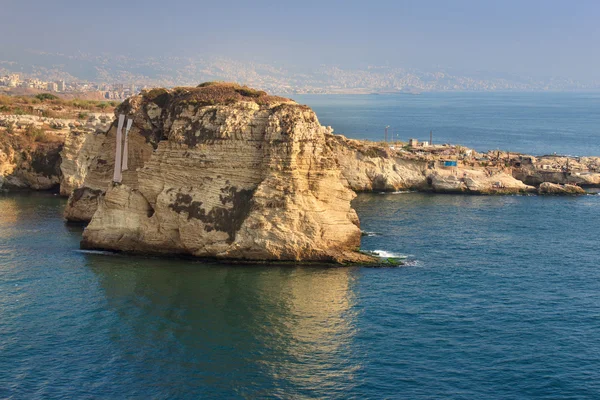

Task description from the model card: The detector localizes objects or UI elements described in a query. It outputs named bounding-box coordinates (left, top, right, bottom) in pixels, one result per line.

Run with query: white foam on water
left=401, top=259, right=421, bottom=267
left=75, top=250, right=118, bottom=256
left=362, top=231, right=382, bottom=237
left=370, top=250, right=408, bottom=259
left=378, top=190, right=415, bottom=195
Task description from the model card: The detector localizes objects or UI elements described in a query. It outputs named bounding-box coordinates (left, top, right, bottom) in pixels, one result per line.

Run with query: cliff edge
left=80, top=83, right=374, bottom=263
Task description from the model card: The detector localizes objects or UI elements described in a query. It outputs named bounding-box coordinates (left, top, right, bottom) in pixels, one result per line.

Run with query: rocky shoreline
left=1, top=83, right=597, bottom=263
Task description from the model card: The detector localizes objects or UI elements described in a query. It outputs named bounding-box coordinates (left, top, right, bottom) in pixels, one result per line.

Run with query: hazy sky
left=1, top=0, right=599, bottom=80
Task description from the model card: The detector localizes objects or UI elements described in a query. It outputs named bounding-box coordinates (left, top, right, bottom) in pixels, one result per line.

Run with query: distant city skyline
left=1, top=0, right=599, bottom=90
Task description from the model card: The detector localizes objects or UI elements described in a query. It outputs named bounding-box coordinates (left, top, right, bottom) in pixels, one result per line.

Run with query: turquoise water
left=1, top=192, right=600, bottom=399
left=2, top=93, right=600, bottom=398
left=295, top=92, right=600, bottom=156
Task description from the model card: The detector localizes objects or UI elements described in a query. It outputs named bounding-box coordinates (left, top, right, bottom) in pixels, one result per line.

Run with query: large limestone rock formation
left=62, top=116, right=156, bottom=221
left=328, top=135, right=428, bottom=191
left=81, top=84, right=374, bottom=263
left=513, top=155, right=600, bottom=187
left=59, top=129, right=105, bottom=196
left=328, top=136, right=534, bottom=194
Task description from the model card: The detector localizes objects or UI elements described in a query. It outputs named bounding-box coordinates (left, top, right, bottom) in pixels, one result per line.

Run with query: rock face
left=59, top=129, right=105, bottom=196
left=62, top=117, right=156, bottom=221
left=513, top=156, right=600, bottom=187
left=329, top=136, right=534, bottom=194
left=0, top=131, right=63, bottom=191
left=538, top=182, right=586, bottom=195
left=426, top=169, right=534, bottom=194
left=328, top=135, right=428, bottom=191
left=81, top=84, right=374, bottom=263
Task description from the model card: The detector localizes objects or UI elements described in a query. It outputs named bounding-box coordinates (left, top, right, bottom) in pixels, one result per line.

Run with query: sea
left=1, top=93, right=600, bottom=399
left=295, top=92, right=600, bottom=156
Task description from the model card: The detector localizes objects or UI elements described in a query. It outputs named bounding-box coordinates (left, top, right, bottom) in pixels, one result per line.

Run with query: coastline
left=1, top=85, right=598, bottom=264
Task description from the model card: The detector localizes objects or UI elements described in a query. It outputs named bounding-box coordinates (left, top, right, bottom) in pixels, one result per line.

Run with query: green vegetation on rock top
left=141, top=82, right=291, bottom=109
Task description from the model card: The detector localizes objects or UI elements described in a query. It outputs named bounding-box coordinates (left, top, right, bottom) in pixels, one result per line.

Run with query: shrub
left=145, top=88, right=170, bottom=108
left=235, top=87, right=267, bottom=98
left=14, top=108, right=26, bottom=115
left=197, top=81, right=221, bottom=88
left=24, top=124, right=49, bottom=142
left=36, top=93, right=59, bottom=101
left=42, top=109, right=59, bottom=118
left=6, top=122, right=15, bottom=134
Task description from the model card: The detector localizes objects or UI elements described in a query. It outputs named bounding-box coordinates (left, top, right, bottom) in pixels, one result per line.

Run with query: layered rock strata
left=538, top=182, right=586, bottom=195
left=328, top=135, right=428, bottom=191
left=80, top=84, right=374, bottom=263
left=62, top=112, right=156, bottom=221
left=328, top=135, right=535, bottom=194
left=513, top=155, right=600, bottom=187
left=0, top=131, right=63, bottom=191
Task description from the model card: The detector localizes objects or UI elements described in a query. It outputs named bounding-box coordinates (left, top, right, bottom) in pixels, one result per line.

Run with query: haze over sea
left=2, top=93, right=600, bottom=399
left=295, top=92, right=600, bottom=156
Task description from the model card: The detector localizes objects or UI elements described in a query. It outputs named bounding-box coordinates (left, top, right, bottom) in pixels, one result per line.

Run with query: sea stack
left=80, top=83, right=374, bottom=264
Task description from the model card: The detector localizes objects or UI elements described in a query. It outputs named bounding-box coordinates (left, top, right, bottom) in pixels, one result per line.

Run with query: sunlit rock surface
left=0, top=131, right=62, bottom=191
left=81, top=83, right=374, bottom=263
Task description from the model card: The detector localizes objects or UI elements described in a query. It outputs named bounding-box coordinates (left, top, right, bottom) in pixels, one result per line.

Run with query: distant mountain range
left=1, top=50, right=598, bottom=94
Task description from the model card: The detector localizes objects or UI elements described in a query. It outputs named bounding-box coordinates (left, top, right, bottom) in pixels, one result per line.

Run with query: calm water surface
left=295, top=92, right=600, bottom=156
left=1, top=192, right=599, bottom=399
left=2, top=93, right=600, bottom=398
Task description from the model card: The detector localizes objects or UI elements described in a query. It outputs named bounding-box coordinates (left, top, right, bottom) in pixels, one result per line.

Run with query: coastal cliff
left=328, top=135, right=428, bottom=191
left=59, top=85, right=600, bottom=227
left=2, top=84, right=598, bottom=264
left=0, top=129, right=63, bottom=191
left=62, top=116, right=155, bottom=221
left=328, top=135, right=534, bottom=194
left=80, top=83, right=374, bottom=263
left=0, top=96, right=115, bottom=193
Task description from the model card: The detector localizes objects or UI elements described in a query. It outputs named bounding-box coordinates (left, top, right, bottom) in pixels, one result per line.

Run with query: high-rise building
left=57, top=80, right=66, bottom=92
left=47, top=82, right=58, bottom=91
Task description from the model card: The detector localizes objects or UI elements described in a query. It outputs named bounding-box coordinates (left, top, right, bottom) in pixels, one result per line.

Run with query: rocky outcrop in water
left=327, top=135, right=428, bottom=191
left=425, top=169, right=534, bottom=194
left=80, top=84, right=374, bottom=263
left=328, top=136, right=534, bottom=194
left=513, top=155, right=600, bottom=187
left=537, top=182, right=586, bottom=195
left=62, top=116, right=155, bottom=221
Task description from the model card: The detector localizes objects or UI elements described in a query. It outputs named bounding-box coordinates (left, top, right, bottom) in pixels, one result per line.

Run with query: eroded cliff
left=62, top=118, right=155, bottom=221
left=80, top=83, right=374, bottom=263
left=0, top=129, right=63, bottom=191
left=328, top=135, right=534, bottom=194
